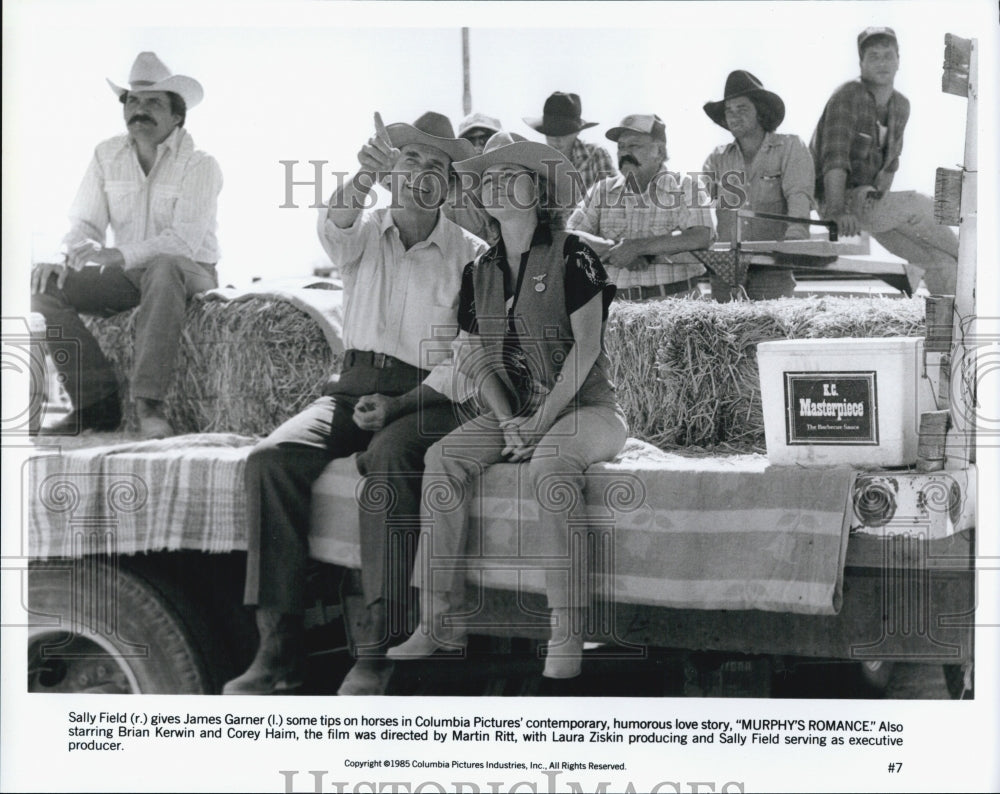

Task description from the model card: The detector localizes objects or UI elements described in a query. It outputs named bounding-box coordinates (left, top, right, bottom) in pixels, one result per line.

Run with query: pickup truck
left=22, top=34, right=979, bottom=701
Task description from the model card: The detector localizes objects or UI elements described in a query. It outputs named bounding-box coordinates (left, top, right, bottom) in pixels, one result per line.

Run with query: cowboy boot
left=542, top=606, right=585, bottom=679
left=136, top=398, right=174, bottom=439
left=337, top=598, right=394, bottom=696
left=221, top=609, right=303, bottom=695
left=385, top=590, right=466, bottom=659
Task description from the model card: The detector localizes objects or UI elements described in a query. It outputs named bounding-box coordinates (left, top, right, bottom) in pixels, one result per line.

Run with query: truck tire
left=854, top=660, right=894, bottom=697
left=28, top=560, right=214, bottom=694
left=943, top=663, right=974, bottom=699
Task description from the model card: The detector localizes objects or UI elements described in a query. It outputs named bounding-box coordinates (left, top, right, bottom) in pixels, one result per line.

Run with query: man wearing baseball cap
left=224, top=112, right=485, bottom=696
left=810, top=27, right=958, bottom=294
left=524, top=92, right=616, bottom=191
left=31, top=52, right=222, bottom=438
left=457, top=112, right=503, bottom=155
left=567, top=114, right=712, bottom=300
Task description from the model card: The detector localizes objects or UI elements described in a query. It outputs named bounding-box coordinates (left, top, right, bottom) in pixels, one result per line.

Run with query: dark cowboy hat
left=454, top=131, right=574, bottom=208
left=385, top=111, right=476, bottom=162
left=523, top=92, right=598, bottom=136
left=702, top=70, right=785, bottom=131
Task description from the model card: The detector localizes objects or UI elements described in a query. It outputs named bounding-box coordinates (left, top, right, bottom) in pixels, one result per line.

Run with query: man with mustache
left=810, top=27, right=958, bottom=295
left=31, top=52, right=221, bottom=438
left=567, top=114, right=712, bottom=300
left=223, top=112, right=485, bottom=696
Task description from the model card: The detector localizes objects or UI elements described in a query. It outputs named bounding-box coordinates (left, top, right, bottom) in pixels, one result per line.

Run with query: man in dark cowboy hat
left=567, top=113, right=712, bottom=300
left=31, top=52, right=222, bottom=438
left=524, top=91, right=615, bottom=191
left=223, top=112, right=485, bottom=696
left=702, top=70, right=815, bottom=300
left=810, top=27, right=958, bottom=295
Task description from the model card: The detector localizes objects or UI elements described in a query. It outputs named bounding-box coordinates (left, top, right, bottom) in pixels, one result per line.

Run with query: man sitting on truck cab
left=31, top=52, right=222, bottom=438
left=810, top=26, right=959, bottom=295
left=222, top=112, right=485, bottom=696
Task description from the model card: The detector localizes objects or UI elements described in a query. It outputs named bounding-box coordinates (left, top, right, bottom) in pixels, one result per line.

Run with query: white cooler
left=757, top=337, right=937, bottom=467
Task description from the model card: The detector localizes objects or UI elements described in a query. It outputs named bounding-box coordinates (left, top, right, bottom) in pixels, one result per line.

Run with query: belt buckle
left=373, top=352, right=387, bottom=368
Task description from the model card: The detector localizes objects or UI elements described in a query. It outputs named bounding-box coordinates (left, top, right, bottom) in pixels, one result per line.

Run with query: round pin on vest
left=535, top=282, right=546, bottom=292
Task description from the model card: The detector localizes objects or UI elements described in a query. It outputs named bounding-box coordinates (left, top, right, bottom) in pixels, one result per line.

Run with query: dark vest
left=472, top=231, right=616, bottom=415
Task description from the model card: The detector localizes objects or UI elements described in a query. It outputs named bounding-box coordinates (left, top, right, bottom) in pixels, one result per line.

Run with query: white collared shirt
left=64, top=127, right=222, bottom=267
left=318, top=206, right=486, bottom=398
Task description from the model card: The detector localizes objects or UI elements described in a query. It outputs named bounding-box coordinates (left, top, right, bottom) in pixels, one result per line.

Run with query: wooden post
left=462, top=28, right=472, bottom=117
left=946, top=36, right=977, bottom=467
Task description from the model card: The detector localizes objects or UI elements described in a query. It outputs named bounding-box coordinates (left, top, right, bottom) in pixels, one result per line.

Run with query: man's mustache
left=618, top=154, right=640, bottom=168
left=128, top=114, right=156, bottom=125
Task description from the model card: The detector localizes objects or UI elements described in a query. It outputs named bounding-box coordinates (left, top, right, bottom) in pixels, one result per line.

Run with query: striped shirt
left=567, top=168, right=713, bottom=289
left=64, top=127, right=222, bottom=267
left=810, top=79, right=909, bottom=203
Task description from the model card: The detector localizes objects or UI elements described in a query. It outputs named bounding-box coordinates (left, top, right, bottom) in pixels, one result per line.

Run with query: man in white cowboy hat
left=702, top=70, right=815, bottom=300
left=566, top=114, right=713, bottom=301
left=31, top=51, right=221, bottom=438
left=524, top=91, right=615, bottom=192
left=810, top=26, right=958, bottom=295
left=223, top=112, right=485, bottom=697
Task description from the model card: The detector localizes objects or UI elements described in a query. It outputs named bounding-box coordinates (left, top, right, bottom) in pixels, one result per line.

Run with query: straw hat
left=454, top=131, right=574, bottom=207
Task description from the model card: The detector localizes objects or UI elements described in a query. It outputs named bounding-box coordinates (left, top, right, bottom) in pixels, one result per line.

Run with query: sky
left=3, top=0, right=996, bottom=290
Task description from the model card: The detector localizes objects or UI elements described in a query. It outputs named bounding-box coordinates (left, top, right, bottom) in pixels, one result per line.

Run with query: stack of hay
left=605, top=296, right=925, bottom=452
left=84, top=294, right=923, bottom=450
left=84, top=296, right=338, bottom=436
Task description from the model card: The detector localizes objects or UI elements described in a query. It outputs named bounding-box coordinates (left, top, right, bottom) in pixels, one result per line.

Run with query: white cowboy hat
left=107, top=52, right=204, bottom=109
left=454, top=131, right=575, bottom=208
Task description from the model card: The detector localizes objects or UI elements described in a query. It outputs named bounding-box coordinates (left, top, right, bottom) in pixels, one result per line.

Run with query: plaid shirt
left=702, top=132, right=815, bottom=242
left=570, top=138, right=617, bottom=192
left=567, top=168, right=713, bottom=289
left=810, top=79, right=909, bottom=203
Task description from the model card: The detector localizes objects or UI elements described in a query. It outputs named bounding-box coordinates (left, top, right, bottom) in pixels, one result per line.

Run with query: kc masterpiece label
left=783, top=371, right=878, bottom=445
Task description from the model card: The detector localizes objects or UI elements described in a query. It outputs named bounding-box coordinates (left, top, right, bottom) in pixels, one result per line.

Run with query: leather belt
left=344, top=349, right=407, bottom=369
left=616, top=280, right=695, bottom=302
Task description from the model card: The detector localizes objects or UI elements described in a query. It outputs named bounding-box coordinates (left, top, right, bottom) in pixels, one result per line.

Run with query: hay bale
left=605, top=296, right=925, bottom=452
left=83, top=297, right=337, bottom=436
left=82, top=292, right=923, bottom=451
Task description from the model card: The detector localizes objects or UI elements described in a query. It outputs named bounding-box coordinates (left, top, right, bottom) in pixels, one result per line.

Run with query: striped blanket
left=27, top=434, right=255, bottom=558
left=28, top=436, right=854, bottom=615
left=310, top=439, right=855, bottom=615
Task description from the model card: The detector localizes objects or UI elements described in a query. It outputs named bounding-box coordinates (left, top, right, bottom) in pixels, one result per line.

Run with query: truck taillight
left=851, top=470, right=975, bottom=538
left=853, top=476, right=897, bottom=527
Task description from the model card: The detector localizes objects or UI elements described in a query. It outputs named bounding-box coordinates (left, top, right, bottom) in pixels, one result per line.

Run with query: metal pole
left=462, top=28, right=472, bottom=116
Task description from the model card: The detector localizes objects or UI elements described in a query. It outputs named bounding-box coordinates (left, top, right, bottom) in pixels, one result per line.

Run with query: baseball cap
left=605, top=114, right=666, bottom=143
left=857, top=26, right=898, bottom=54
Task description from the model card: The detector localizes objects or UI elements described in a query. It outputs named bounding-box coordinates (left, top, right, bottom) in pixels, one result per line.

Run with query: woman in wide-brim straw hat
left=388, top=132, right=628, bottom=684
